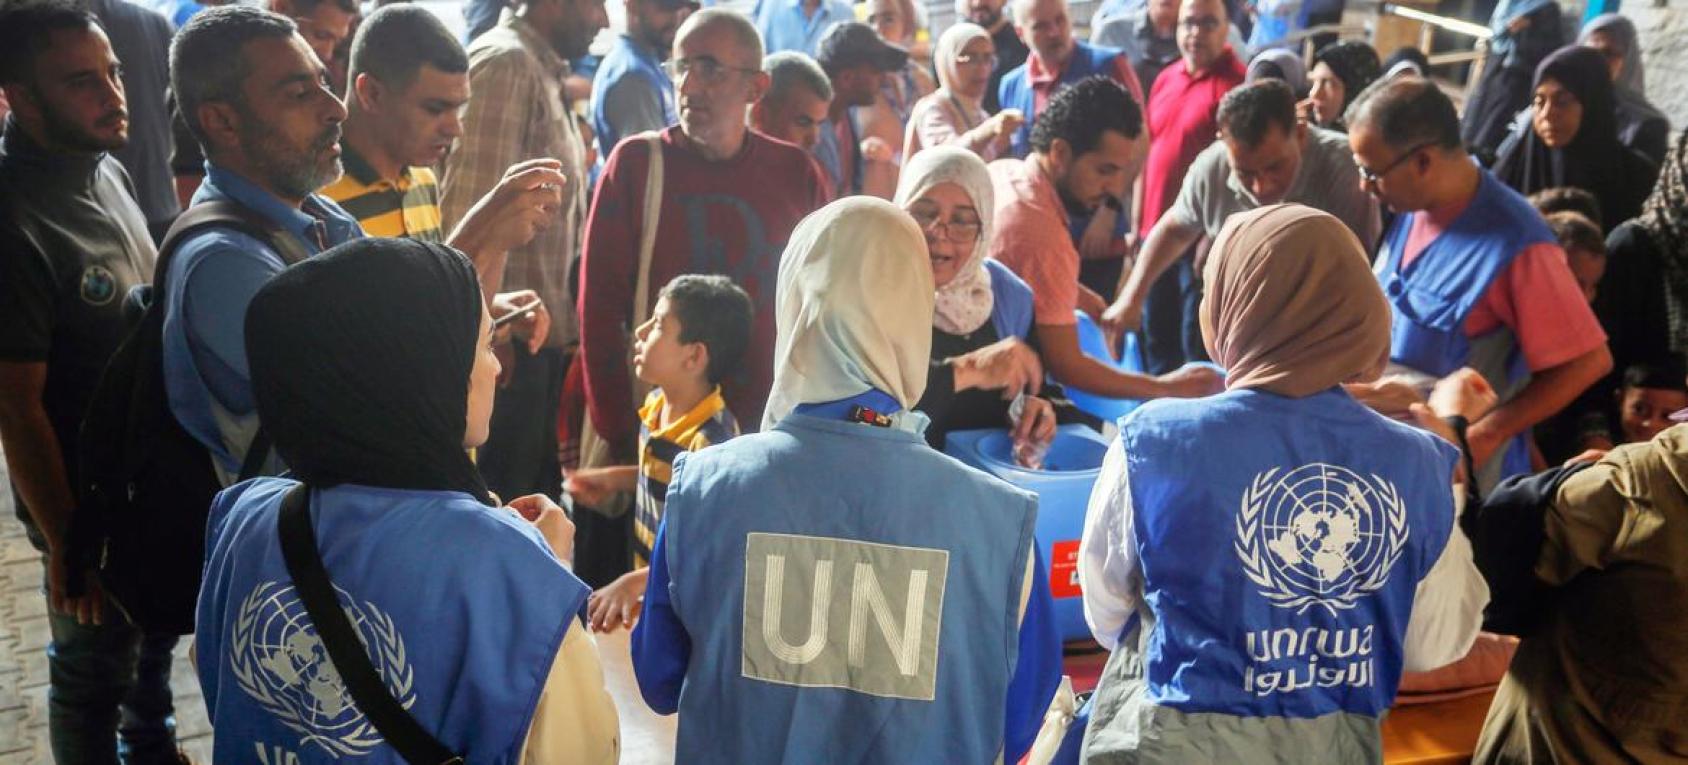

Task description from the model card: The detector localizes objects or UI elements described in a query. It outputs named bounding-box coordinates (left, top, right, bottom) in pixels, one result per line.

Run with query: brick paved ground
left=0, top=483, right=215, bottom=763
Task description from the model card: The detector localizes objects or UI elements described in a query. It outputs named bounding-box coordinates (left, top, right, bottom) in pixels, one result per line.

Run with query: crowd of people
left=0, top=0, right=1683, bottom=761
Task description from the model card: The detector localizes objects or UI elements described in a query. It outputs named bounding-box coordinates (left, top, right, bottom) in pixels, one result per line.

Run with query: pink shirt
left=1403, top=196, right=1606, bottom=372
left=989, top=157, right=1079, bottom=326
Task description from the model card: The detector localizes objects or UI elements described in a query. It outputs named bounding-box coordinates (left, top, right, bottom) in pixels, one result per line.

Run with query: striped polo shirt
left=634, top=386, right=738, bottom=567
left=319, top=143, right=444, bottom=241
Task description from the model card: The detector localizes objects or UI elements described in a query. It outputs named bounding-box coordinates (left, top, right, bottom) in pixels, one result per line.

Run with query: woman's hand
left=987, top=108, right=1025, bottom=152
left=508, top=494, right=575, bottom=562
left=860, top=136, right=894, bottom=164
left=1009, top=396, right=1057, bottom=467
left=587, top=569, right=647, bottom=632
left=951, top=337, right=1044, bottom=398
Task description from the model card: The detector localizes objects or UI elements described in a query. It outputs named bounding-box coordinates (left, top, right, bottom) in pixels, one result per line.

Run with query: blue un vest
left=662, top=412, right=1038, bottom=763
left=1376, top=168, right=1555, bottom=482
left=590, top=34, right=677, bottom=186
left=1121, top=388, right=1457, bottom=718
left=999, top=42, right=1125, bottom=159
left=195, top=478, right=589, bottom=763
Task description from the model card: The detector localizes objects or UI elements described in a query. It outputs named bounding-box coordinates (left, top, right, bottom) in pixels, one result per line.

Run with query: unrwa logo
left=1234, top=464, right=1408, bottom=615
left=230, top=581, right=419, bottom=757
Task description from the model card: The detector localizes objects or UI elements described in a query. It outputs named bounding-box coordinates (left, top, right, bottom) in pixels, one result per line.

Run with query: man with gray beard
left=162, top=5, right=362, bottom=479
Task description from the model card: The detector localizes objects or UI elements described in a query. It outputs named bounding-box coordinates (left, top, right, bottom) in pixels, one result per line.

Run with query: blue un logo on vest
left=231, top=581, right=418, bottom=757
left=1233, top=463, right=1408, bottom=616
left=79, top=265, right=117, bottom=306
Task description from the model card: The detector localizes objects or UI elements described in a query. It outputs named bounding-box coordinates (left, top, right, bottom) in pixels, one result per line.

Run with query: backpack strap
left=278, top=485, right=464, bottom=764
left=155, top=200, right=310, bottom=476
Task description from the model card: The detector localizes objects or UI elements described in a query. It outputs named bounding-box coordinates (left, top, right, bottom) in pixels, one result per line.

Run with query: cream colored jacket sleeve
left=519, top=623, right=621, bottom=764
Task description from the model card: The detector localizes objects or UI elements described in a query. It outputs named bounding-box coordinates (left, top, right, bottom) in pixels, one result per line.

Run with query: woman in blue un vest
left=195, top=239, right=619, bottom=762
left=1077, top=205, right=1489, bottom=761
left=630, top=196, right=1063, bottom=763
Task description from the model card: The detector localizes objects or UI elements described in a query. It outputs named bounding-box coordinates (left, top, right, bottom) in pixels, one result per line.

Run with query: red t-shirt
left=578, top=127, right=831, bottom=451
left=1139, top=48, right=1245, bottom=232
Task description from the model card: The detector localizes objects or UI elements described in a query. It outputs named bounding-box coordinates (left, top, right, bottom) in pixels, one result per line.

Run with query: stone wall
left=1624, top=0, right=1688, bottom=131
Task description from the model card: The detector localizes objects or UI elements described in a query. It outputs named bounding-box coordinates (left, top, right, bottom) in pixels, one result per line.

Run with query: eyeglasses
left=1355, top=140, right=1437, bottom=185
left=907, top=207, right=983, bottom=243
left=665, top=56, right=760, bottom=84
left=954, top=52, right=998, bottom=68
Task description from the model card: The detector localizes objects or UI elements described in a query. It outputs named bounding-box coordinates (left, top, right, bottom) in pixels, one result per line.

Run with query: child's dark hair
left=1529, top=186, right=1603, bottom=227
left=660, top=274, right=753, bottom=384
left=1622, top=359, right=1688, bottom=393
left=1544, top=211, right=1605, bottom=258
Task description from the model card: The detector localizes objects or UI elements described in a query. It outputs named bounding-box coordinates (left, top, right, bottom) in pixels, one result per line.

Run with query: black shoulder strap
left=159, top=201, right=309, bottom=477
left=156, top=199, right=312, bottom=292
left=277, top=485, right=463, bottom=764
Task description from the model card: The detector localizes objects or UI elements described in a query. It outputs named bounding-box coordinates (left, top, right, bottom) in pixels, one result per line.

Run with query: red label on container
left=1049, top=540, right=1083, bottom=599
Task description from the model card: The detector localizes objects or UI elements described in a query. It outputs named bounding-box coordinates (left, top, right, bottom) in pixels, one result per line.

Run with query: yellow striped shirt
left=320, top=144, right=444, bottom=242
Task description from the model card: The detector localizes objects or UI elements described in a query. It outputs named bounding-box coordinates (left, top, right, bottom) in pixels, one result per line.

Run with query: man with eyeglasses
left=439, top=0, right=606, bottom=505
left=589, top=0, right=697, bottom=185
left=1347, top=77, right=1610, bottom=493
left=1106, top=80, right=1378, bottom=346
left=579, top=8, right=828, bottom=484
left=1134, top=0, right=1244, bottom=374
left=1091, top=0, right=1246, bottom=97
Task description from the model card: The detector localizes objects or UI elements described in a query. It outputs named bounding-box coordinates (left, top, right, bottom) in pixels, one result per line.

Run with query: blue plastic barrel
left=1066, top=311, right=1146, bottom=422
left=945, top=424, right=1110, bottom=643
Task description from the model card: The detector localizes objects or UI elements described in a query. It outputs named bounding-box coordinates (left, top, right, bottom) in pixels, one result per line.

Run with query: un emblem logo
left=230, top=581, right=418, bottom=756
left=1234, top=464, right=1408, bottom=615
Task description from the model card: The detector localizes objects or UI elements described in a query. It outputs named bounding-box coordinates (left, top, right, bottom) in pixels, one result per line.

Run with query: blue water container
left=945, top=424, right=1110, bottom=643
left=1065, top=311, right=1147, bottom=423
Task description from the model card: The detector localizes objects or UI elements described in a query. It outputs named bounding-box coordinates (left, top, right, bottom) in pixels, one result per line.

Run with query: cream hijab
left=762, top=197, right=937, bottom=430
left=934, top=22, right=992, bottom=104
left=1200, top=204, right=1391, bottom=398
left=893, top=145, right=996, bottom=335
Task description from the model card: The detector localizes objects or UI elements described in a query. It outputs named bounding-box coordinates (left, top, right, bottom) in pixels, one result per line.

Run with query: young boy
left=1543, top=210, right=1607, bottom=304
left=568, top=274, right=753, bottom=631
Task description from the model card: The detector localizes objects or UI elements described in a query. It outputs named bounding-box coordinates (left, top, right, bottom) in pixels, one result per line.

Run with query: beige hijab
left=1199, top=204, right=1391, bottom=397
left=762, top=197, right=937, bottom=429
left=894, top=146, right=996, bottom=335
left=934, top=22, right=992, bottom=102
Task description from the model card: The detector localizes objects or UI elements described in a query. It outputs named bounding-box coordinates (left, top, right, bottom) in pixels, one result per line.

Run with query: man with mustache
left=0, top=3, right=187, bottom=761
left=577, top=8, right=828, bottom=549
left=162, top=5, right=362, bottom=479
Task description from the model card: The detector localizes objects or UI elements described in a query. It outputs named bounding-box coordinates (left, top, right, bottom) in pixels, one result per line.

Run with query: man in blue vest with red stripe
left=1347, top=77, right=1611, bottom=492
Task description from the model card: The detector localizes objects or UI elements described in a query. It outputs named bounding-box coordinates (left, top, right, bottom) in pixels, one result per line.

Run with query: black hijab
left=1492, top=45, right=1657, bottom=230
left=1313, top=40, right=1381, bottom=128
left=245, top=237, right=494, bottom=505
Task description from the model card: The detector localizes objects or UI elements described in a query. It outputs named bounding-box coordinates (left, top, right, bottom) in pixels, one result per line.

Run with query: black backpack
left=75, top=200, right=307, bottom=635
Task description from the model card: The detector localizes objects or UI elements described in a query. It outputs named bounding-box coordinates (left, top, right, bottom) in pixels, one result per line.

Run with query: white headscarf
left=761, top=197, right=937, bottom=430
left=934, top=22, right=992, bottom=104
left=893, top=145, right=996, bottom=335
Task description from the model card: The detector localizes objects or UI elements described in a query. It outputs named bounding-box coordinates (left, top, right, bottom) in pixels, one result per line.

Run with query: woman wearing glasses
left=902, top=23, right=1025, bottom=163
left=894, top=146, right=1060, bottom=458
